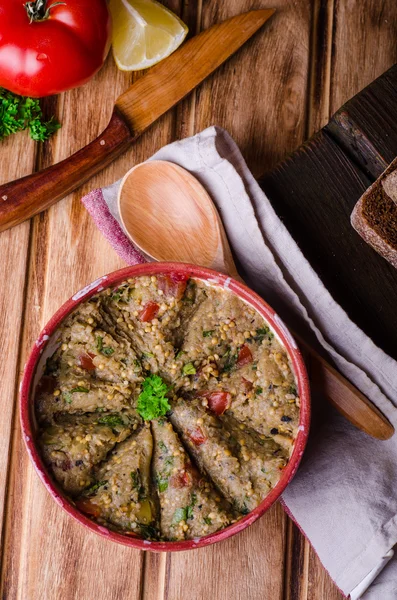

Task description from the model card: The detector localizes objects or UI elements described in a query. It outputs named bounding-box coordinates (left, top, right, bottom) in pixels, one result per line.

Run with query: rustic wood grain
left=192, top=0, right=312, bottom=176
left=1, top=1, right=397, bottom=599
left=0, top=132, right=35, bottom=564
left=327, top=64, right=397, bottom=178
left=329, top=0, right=397, bottom=116
left=166, top=505, right=287, bottom=600
left=306, top=0, right=335, bottom=135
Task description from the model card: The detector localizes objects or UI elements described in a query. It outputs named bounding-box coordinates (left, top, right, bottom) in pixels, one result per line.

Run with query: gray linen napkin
left=81, top=126, right=397, bottom=599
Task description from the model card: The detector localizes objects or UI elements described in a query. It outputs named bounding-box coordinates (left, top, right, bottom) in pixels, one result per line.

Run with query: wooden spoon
left=118, top=160, right=394, bottom=440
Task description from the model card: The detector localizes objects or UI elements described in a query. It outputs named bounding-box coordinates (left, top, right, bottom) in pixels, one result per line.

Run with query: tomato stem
left=25, top=0, right=66, bottom=23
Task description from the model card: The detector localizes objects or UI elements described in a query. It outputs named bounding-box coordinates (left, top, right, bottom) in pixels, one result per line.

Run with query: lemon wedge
left=110, top=0, right=188, bottom=71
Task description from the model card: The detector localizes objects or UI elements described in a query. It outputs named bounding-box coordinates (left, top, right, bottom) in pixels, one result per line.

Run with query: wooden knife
left=0, top=9, right=275, bottom=231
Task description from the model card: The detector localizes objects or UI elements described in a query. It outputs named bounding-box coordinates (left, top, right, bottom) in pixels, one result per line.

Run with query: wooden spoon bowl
left=119, top=160, right=239, bottom=278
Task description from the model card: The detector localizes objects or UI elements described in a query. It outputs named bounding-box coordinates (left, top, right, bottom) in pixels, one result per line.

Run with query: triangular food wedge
left=38, top=416, right=131, bottom=495
left=75, top=425, right=156, bottom=538
left=152, top=418, right=232, bottom=540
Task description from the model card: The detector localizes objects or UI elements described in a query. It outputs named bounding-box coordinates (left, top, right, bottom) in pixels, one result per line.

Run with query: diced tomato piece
left=157, top=273, right=188, bottom=300
left=78, top=352, right=96, bottom=371
left=188, top=426, right=207, bottom=446
left=200, top=391, right=231, bottom=416
left=139, top=301, right=160, bottom=322
left=236, top=344, right=253, bottom=368
left=170, top=469, right=192, bottom=488
left=75, top=498, right=101, bottom=518
left=124, top=531, right=139, bottom=537
left=241, top=377, right=253, bottom=393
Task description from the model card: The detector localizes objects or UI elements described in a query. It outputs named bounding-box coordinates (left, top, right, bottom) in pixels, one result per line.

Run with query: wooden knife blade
left=0, top=9, right=275, bottom=232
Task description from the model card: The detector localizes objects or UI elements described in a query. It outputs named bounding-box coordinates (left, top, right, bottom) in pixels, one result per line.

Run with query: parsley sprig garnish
left=0, top=88, right=61, bottom=142
left=137, top=375, right=170, bottom=421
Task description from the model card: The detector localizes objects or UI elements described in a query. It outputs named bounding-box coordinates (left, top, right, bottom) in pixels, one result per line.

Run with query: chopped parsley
left=183, top=362, right=196, bottom=375
left=83, top=480, right=107, bottom=496
left=0, top=88, right=61, bottom=142
left=96, top=336, right=114, bottom=356
left=70, top=386, right=89, bottom=393
left=255, top=387, right=263, bottom=395
left=203, top=330, right=214, bottom=338
left=247, top=327, right=274, bottom=344
left=289, top=385, right=297, bottom=396
left=223, top=349, right=238, bottom=372
left=156, top=477, right=169, bottom=493
left=131, top=469, right=145, bottom=500
left=137, top=375, right=170, bottom=421
left=138, top=524, right=157, bottom=539
left=172, top=494, right=197, bottom=524
left=98, top=414, right=124, bottom=427
left=203, top=517, right=212, bottom=525
left=63, top=392, right=72, bottom=404
left=158, top=440, right=168, bottom=452
left=164, top=456, right=174, bottom=469
left=172, top=507, right=186, bottom=524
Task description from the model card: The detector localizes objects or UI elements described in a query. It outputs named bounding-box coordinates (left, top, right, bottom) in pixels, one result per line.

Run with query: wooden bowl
left=20, top=263, right=310, bottom=552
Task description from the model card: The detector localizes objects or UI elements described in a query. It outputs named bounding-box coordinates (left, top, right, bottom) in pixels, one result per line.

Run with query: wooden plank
left=192, top=0, right=312, bottom=176
left=166, top=505, right=287, bottom=600
left=306, top=0, right=335, bottom=135
left=0, top=132, right=35, bottom=572
left=328, top=0, right=397, bottom=117
left=283, top=521, right=309, bottom=600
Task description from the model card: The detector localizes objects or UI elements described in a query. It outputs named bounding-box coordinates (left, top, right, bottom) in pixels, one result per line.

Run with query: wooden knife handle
left=298, top=337, right=394, bottom=440
left=0, top=109, right=133, bottom=232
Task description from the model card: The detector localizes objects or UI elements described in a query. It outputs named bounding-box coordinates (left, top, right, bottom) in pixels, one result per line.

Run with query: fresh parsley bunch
left=0, top=88, right=61, bottom=142
left=137, top=375, right=171, bottom=421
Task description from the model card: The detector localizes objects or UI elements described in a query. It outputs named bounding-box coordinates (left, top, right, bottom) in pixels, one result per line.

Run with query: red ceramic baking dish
left=20, top=262, right=310, bottom=552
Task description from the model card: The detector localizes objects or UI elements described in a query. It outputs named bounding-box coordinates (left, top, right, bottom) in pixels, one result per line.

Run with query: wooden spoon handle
left=0, top=109, right=133, bottom=232
left=297, top=336, right=394, bottom=440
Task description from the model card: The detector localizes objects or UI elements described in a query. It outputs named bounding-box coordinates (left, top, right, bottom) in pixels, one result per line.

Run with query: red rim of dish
left=20, top=262, right=311, bottom=552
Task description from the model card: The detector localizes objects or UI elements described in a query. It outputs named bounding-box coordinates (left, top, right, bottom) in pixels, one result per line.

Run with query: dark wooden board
left=259, top=65, right=397, bottom=360
left=327, top=64, right=397, bottom=178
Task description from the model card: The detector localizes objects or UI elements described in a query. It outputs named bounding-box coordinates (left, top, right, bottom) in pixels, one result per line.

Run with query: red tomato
left=157, top=273, right=188, bottom=300
left=139, top=301, right=160, bottom=322
left=75, top=498, right=101, bottom=518
left=170, top=470, right=192, bottom=488
left=236, top=345, right=253, bottom=368
left=0, top=0, right=111, bottom=97
left=187, top=426, right=207, bottom=446
left=201, top=391, right=231, bottom=416
left=78, top=352, right=96, bottom=372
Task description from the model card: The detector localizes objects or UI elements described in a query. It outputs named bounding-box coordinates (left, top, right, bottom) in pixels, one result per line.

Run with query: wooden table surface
left=1, top=2, right=396, bottom=599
